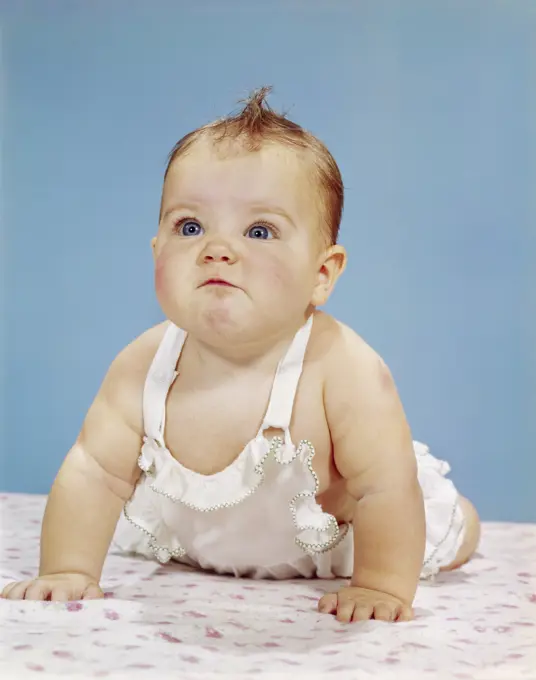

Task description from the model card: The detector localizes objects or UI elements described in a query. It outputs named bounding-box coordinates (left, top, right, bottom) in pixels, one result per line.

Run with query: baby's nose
left=204, top=251, right=232, bottom=263
left=202, top=241, right=237, bottom=264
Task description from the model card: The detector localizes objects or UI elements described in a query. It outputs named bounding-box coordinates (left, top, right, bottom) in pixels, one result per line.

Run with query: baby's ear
left=311, top=245, right=347, bottom=306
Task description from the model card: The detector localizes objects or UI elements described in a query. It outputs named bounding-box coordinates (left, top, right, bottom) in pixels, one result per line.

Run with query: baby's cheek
left=252, top=252, right=296, bottom=289
left=154, top=254, right=169, bottom=295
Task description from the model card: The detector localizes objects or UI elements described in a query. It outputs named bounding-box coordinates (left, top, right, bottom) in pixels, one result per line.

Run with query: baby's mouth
left=200, top=278, right=237, bottom=288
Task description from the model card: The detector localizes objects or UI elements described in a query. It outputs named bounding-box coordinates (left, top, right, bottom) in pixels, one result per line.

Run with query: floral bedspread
left=0, top=493, right=535, bottom=680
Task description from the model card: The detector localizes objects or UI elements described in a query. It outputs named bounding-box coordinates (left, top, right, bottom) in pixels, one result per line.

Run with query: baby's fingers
left=373, top=602, right=398, bottom=622
left=395, top=605, right=414, bottom=622
left=2, top=581, right=31, bottom=600
left=349, top=603, right=374, bottom=622
left=0, top=581, right=16, bottom=598
left=336, top=599, right=357, bottom=623
left=318, top=592, right=337, bottom=614
left=82, top=584, right=104, bottom=600
left=50, top=587, right=73, bottom=602
left=25, top=582, right=52, bottom=601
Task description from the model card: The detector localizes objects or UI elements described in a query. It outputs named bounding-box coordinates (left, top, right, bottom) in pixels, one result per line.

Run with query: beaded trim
left=288, top=440, right=347, bottom=555
left=138, top=435, right=279, bottom=512
left=420, top=494, right=466, bottom=579
left=122, top=502, right=186, bottom=564
left=124, top=434, right=344, bottom=564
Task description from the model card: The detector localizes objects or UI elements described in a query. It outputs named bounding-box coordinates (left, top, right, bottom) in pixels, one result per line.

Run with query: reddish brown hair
left=163, top=86, right=344, bottom=245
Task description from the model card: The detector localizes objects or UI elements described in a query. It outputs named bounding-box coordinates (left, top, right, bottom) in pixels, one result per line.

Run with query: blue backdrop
left=1, top=0, right=534, bottom=521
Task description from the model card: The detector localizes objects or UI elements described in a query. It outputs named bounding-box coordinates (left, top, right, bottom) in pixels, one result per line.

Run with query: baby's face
left=153, top=137, right=332, bottom=346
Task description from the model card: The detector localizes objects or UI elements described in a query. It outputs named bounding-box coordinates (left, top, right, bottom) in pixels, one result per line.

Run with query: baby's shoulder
left=311, top=312, right=393, bottom=398
left=100, top=321, right=170, bottom=417
left=310, top=311, right=382, bottom=369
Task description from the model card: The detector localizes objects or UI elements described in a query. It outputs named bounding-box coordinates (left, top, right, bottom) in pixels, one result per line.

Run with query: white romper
left=113, top=315, right=466, bottom=580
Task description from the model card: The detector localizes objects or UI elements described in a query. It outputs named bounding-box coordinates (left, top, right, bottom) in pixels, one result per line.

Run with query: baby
left=1, top=87, right=480, bottom=623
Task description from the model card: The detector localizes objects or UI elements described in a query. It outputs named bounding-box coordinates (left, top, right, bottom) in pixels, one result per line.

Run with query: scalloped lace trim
left=123, top=436, right=346, bottom=564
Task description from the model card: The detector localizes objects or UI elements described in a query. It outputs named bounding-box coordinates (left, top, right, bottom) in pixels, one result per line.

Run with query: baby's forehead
left=171, top=135, right=313, bottom=175
left=165, top=138, right=318, bottom=204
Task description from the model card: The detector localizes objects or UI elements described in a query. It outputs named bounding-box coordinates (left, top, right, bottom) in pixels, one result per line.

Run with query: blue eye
left=247, top=224, right=273, bottom=240
left=179, top=220, right=204, bottom=237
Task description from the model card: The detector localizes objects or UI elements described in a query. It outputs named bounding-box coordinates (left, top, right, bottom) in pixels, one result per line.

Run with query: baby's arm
left=2, top=325, right=164, bottom=601
left=322, top=325, right=425, bottom=621
left=40, top=349, right=143, bottom=581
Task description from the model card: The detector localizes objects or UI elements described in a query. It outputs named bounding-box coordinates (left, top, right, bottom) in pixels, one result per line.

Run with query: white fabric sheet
left=1, top=493, right=535, bottom=680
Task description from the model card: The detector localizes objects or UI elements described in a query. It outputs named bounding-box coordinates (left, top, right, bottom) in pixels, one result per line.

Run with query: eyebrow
left=247, top=204, right=296, bottom=227
left=160, top=202, right=296, bottom=227
left=161, top=202, right=202, bottom=222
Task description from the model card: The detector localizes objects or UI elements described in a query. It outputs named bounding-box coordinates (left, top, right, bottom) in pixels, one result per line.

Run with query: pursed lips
left=199, top=278, right=238, bottom=288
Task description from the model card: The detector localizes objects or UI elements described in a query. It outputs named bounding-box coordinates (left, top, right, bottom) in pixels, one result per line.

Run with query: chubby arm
left=39, top=370, right=141, bottom=581
left=39, top=347, right=145, bottom=582
left=38, top=323, right=167, bottom=587
left=324, top=326, right=425, bottom=607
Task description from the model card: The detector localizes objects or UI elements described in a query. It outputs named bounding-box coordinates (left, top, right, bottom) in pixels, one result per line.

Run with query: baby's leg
left=440, top=496, right=481, bottom=571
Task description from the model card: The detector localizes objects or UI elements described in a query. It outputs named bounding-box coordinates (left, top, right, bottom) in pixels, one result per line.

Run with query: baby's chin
left=165, top=303, right=250, bottom=340
left=166, top=302, right=289, bottom=349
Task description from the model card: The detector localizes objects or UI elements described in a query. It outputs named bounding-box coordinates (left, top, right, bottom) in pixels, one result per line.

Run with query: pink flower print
left=158, top=632, right=182, bottom=643
left=104, top=609, right=120, bottom=620
left=181, top=656, right=200, bottom=663
left=228, top=621, right=249, bottom=630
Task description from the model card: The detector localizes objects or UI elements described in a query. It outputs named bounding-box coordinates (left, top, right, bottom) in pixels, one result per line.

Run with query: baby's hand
left=318, top=586, right=413, bottom=623
left=1, top=573, right=103, bottom=601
